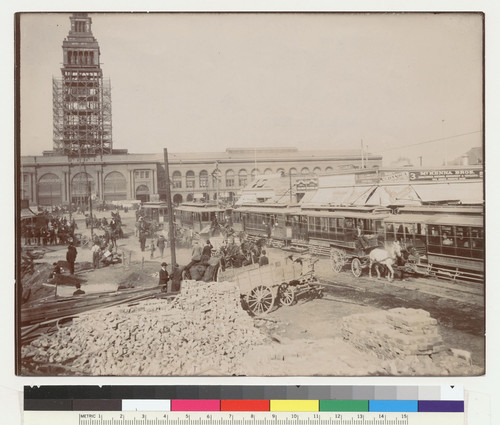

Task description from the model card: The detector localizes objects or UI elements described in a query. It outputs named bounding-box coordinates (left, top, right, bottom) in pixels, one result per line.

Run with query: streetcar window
left=329, top=217, right=336, bottom=233
left=385, top=222, right=395, bottom=241
left=427, top=225, right=441, bottom=253
left=345, top=218, right=353, bottom=229
left=440, top=225, right=455, bottom=246
left=470, top=227, right=484, bottom=258
left=337, top=218, right=344, bottom=228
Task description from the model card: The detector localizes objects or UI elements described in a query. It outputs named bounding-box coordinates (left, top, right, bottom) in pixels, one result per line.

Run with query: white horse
left=368, top=241, right=402, bottom=282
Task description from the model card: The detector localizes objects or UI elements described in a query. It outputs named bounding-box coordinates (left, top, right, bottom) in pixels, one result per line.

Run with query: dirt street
left=20, top=209, right=485, bottom=376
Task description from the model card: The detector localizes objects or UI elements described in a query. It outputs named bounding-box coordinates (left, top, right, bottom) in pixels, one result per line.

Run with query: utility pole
left=88, top=180, right=94, bottom=241
left=164, top=148, right=176, bottom=267
left=361, top=140, right=365, bottom=169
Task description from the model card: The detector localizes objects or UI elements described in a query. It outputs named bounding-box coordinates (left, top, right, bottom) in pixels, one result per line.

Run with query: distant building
left=19, top=13, right=383, bottom=208
left=20, top=147, right=382, bottom=207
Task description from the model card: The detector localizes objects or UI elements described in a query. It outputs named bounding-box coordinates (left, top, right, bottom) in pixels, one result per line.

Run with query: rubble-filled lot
left=19, top=211, right=485, bottom=376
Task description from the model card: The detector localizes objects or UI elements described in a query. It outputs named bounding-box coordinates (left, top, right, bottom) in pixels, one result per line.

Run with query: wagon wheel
left=351, top=257, right=363, bottom=278
left=279, top=283, right=295, bottom=306
left=247, top=285, right=275, bottom=315
left=330, top=248, right=346, bottom=273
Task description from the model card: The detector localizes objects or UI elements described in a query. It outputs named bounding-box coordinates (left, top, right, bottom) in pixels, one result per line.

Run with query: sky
left=19, top=12, right=483, bottom=166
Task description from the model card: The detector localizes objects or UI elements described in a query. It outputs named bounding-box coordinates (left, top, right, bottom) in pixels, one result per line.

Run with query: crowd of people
left=21, top=214, right=77, bottom=246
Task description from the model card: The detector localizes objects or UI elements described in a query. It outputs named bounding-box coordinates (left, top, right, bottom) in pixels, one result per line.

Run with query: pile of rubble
left=341, top=308, right=445, bottom=360
left=21, top=280, right=266, bottom=375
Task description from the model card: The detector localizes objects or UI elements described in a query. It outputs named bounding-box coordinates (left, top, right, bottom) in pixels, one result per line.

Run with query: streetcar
left=175, top=203, right=232, bottom=235
left=233, top=203, right=484, bottom=282
left=140, top=201, right=170, bottom=223
left=233, top=205, right=306, bottom=245
left=387, top=205, right=484, bottom=281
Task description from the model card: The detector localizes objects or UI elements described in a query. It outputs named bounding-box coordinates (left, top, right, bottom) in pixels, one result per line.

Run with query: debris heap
left=341, top=308, right=445, bottom=360
left=21, top=280, right=266, bottom=375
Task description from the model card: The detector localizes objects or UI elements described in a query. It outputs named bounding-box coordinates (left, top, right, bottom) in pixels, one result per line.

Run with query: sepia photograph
left=16, top=12, right=484, bottom=376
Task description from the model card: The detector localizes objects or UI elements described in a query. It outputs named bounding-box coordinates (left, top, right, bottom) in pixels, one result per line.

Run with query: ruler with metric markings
left=23, top=411, right=464, bottom=425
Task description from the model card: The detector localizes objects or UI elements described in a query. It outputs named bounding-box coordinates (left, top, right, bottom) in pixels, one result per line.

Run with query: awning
left=235, top=194, right=258, bottom=205
left=308, top=187, right=355, bottom=205
left=411, top=182, right=483, bottom=204
left=364, top=185, right=422, bottom=206
left=20, top=208, right=37, bottom=219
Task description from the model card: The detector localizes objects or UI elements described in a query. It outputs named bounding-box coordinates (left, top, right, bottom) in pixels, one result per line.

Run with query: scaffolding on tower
left=52, top=12, right=112, bottom=157
left=52, top=74, right=112, bottom=156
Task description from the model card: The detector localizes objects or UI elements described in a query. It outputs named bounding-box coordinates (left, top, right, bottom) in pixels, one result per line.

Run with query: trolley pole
left=164, top=148, right=177, bottom=267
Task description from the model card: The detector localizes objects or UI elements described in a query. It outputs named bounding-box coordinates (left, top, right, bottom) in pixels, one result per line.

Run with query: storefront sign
left=409, top=169, right=483, bottom=182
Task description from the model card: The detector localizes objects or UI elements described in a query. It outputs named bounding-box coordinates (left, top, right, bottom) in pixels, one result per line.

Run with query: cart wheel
left=351, top=257, right=363, bottom=277
left=279, top=284, right=295, bottom=306
left=330, top=248, right=345, bottom=273
left=247, top=285, right=275, bottom=315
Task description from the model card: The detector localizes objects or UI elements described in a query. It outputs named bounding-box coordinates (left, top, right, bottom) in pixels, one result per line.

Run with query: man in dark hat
left=202, top=239, right=213, bottom=258
left=171, top=263, right=182, bottom=292
left=159, top=262, right=169, bottom=291
left=73, top=283, right=85, bottom=296
left=66, top=243, right=77, bottom=275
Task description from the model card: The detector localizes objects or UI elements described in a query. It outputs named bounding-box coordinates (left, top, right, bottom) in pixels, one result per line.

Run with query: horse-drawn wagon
left=330, top=237, right=403, bottom=281
left=216, top=255, right=323, bottom=315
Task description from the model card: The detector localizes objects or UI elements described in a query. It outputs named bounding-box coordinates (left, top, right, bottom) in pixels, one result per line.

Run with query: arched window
left=104, top=171, right=127, bottom=201
left=264, top=168, right=273, bottom=175
left=325, top=166, right=333, bottom=174
left=72, top=172, right=94, bottom=196
left=313, top=167, right=321, bottom=175
left=251, top=168, right=260, bottom=181
left=228, top=192, right=235, bottom=202
left=135, top=184, right=150, bottom=202
left=186, top=170, right=195, bottom=189
left=38, top=173, right=62, bottom=206
left=203, top=193, right=210, bottom=201
left=277, top=168, right=285, bottom=176
left=199, top=170, right=208, bottom=188
left=225, top=169, right=235, bottom=187
left=173, top=194, right=183, bottom=204
left=172, top=171, right=182, bottom=189
left=289, top=168, right=297, bottom=176
left=301, top=167, right=310, bottom=175
left=238, top=169, right=248, bottom=187
left=186, top=194, right=194, bottom=202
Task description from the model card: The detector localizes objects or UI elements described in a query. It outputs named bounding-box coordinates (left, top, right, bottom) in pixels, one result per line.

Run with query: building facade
left=20, top=148, right=382, bottom=207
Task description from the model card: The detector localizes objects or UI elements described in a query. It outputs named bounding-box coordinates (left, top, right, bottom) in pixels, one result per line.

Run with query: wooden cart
left=216, top=256, right=322, bottom=315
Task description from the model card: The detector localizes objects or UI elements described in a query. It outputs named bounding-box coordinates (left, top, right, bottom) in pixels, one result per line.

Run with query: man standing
left=159, top=262, right=169, bottom=291
left=259, top=250, right=269, bottom=267
left=139, top=231, right=146, bottom=252
left=191, top=241, right=202, bottom=259
left=150, top=238, right=156, bottom=259
left=157, top=235, right=166, bottom=258
left=202, top=239, right=213, bottom=258
left=66, top=243, right=77, bottom=275
left=91, top=242, right=101, bottom=269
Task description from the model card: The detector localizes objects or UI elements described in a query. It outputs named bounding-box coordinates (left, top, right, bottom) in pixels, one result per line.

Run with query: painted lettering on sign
left=409, top=169, right=482, bottom=181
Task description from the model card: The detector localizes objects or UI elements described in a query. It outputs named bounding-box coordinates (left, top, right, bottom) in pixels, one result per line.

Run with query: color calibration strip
left=24, top=386, right=464, bottom=413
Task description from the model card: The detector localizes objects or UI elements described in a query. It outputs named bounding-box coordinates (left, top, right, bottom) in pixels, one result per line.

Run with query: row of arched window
left=170, top=166, right=331, bottom=190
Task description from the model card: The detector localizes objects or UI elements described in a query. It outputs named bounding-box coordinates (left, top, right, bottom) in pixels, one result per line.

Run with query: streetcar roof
left=235, top=206, right=302, bottom=214
left=141, top=202, right=168, bottom=209
left=385, top=214, right=434, bottom=224
left=175, top=205, right=225, bottom=212
left=427, top=215, right=484, bottom=227
left=305, top=210, right=390, bottom=220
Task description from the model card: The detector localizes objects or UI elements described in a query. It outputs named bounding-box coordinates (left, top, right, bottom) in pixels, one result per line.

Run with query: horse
left=368, top=241, right=402, bottom=282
